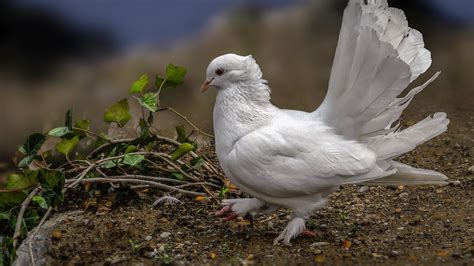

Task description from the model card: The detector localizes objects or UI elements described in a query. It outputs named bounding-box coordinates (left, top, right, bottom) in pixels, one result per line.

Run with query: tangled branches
left=0, top=65, right=227, bottom=265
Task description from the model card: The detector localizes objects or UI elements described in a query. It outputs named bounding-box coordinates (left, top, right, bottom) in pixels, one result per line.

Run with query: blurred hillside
left=0, top=0, right=473, bottom=163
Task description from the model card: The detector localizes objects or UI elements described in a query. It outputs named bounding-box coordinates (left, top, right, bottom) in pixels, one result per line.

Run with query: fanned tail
left=314, top=0, right=449, bottom=185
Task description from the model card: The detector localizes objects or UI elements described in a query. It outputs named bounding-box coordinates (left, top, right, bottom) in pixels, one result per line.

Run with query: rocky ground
left=13, top=104, right=474, bottom=265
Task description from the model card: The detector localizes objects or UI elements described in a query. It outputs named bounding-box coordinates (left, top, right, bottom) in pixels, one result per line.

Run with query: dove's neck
left=213, top=81, right=274, bottom=156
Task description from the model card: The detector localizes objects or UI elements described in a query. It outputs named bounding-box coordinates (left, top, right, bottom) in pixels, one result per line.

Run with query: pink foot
left=224, top=212, right=238, bottom=221
left=301, top=230, right=317, bottom=238
left=215, top=204, right=237, bottom=222
left=215, top=205, right=232, bottom=216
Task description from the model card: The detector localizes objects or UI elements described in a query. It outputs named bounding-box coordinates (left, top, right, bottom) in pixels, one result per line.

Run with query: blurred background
left=0, top=0, right=473, bottom=171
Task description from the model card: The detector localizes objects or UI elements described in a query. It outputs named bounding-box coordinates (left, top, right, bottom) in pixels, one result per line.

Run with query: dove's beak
left=200, top=78, right=214, bottom=92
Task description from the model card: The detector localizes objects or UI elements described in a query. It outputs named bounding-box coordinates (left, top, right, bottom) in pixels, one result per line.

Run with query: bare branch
left=12, top=187, right=40, bottom=248
left=67, top=177, right=205, bottom=196
left=157, top=107, right=214, bottom=138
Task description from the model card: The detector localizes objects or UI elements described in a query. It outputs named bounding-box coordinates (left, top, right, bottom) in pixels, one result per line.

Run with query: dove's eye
left=215, top=68, right=224, bottom=76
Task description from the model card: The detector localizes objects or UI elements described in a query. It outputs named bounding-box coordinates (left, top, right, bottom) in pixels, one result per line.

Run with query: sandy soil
left=23, top=103, right=473, bottom=265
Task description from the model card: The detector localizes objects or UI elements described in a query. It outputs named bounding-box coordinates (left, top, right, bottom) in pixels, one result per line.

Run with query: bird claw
left=216, top=204, right=238, bottom=221
left=215, top=205, right=232, bottom=216
left=224, top=212, right=238, bottom=221
left=301, top=230, right=316, bottom=238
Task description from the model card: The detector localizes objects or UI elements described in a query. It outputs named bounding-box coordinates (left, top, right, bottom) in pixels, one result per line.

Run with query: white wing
left=225, top=119, right=386, bottom=197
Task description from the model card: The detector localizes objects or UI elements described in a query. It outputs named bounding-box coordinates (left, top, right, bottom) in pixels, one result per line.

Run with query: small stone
left=342, top=240, right=352, bottom=249
left=312, top=249, right=322, bottom=255
left=209, top=252, right=217, bottom=260
left=51, top=230, right=62, bottom=241
left=399, top=192, right=409, bottom=198
left=468, top=166, right=474, bottom=173
left=391, top=250, right=400, bottom=256
left=371, top=253, right=383, bottom=258
left=160, top=232, right=171, bottom=238
left=450, top=180, right=461, bottom=186
left=315, top=255, right=325, bottom=263
left=311, top=242, right=330, bottom=247
left=436, top=250, right=449, bottom=257
left=145, top=235, right=152, bottom=241
left=358, top=186, right=369, bottom=193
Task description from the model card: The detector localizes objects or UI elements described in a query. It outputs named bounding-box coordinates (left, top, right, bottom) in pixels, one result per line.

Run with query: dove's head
left=201, top=53, right=263, bottom=92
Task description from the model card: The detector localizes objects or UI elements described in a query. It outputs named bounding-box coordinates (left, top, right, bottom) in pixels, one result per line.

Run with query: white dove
left=201, top=0, right=449, bottom=245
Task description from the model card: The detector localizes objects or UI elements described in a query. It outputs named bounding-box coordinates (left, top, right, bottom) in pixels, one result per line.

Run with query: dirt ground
left=21, top=102, right=471, bottom=265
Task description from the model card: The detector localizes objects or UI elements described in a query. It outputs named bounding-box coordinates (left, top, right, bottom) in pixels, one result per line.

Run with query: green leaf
left=65, top=110, right=73, bottom=131
left=48, top=126, right=72, bottom=138
left=0, top=211, right=10, bottom=221
left=155, top=64, right=187, bottom=88
left=191, top=156, right=205, bottom=168
left=175, top=125, right=187, bottom=142
left=0, top=191, right=28, bottom=205
left=32, top=196, right=48, bottom=209
left=135, top=92, right=158, bottom=112
left=19, top=133, right=45, bottom=155
left=6, top=173, right=37, bottom=190
left=171, top=172, right=185, bottom=181
left=37, top=170, right=65, bottom=190
left=1, top=172, right=37, bottom=205
left=124, top=145, right=138, bottom=154
left=130, top=74, right=149, bottom=93
left=102, top=160, right=118, bottom=169
left=170, top=142, right=195, bottom=161
left=75, top=119, right=90, bottom=131
left=23, top=209, right=39, bottom=230
left=95, top=132, right=111, bottom=147
left=104, top=99, right=132, bottom=127
left=18, top=155, right=35, bottom=168
left=139, top=118, right=150, bottom=137
left=123, top=154, right=145, bottom=167
left=56, top=136, right=80, bottom=156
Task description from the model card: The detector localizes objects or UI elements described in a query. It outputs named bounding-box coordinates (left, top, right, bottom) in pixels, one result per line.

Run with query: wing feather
left=225, top=120, right=377, bottom=197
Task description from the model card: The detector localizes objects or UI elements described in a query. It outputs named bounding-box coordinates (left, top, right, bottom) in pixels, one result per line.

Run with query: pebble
left=358, top=186, right=369, bottom=193
left=468, top=166, right=474, bottom=174
left=51, top=230, right=62, bottom=241
left=449, top=180, right=461, bottom=186
left=312, top=249, right=322, bottom=255
left=145, top=235, right=152, bottom=241
left=311, top=242, right=330, bottom=247
left=160, top=232, right=171, bottom=238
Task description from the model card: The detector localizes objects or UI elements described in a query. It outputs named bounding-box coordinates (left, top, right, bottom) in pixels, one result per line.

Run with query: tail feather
left=315, top=0, right=434, bottom=139
left=360, top=72, right=441, bottom=138
left=314, top=0, right=450, bottom=185
left=366, top=112, right=449, bottom=161
left=363, top=161, right=448, bottom=185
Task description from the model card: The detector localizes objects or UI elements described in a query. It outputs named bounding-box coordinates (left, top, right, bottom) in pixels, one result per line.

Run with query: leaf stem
left=157, top=107, right=214, bottom=138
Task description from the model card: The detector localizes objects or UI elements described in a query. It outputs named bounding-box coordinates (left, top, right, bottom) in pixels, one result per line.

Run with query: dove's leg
left=216, top=198, right=270, bottom=220
left=273, top=216, right=306, bottom=245
left=274, top=198, right=329, bottom=245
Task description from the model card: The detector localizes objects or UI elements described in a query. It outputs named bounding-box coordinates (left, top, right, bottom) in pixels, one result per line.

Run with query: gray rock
left=13, top=210, right=84, bottom=266
left=468, top=166, right=474, bottom=174
left=311, top=242, right=330, bottom=247
left=160, top=232, right=171, bottom=238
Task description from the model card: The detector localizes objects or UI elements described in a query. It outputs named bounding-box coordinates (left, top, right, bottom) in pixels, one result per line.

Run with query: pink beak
left=200, top=78, right=214, bottom=92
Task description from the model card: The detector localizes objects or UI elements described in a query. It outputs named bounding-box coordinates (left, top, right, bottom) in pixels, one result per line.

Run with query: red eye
left=215, top=69, right=224, bottom=76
